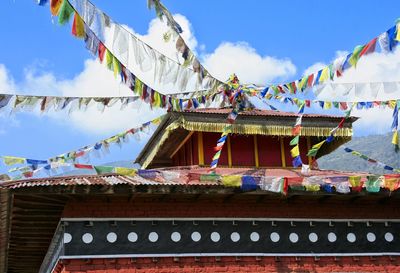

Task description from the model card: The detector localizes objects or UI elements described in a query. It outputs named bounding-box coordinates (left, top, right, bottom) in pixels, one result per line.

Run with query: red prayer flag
left=74, top=164, right=94, bottom=170
left=307, top=74, right=314, bottom=87
left=359, top=38, right=377, bottom=57
left=98, top=43, right=106, bottom=63
left=338, top=118, right=345, bottom=128
left=339, top=102, right=348, bottom=110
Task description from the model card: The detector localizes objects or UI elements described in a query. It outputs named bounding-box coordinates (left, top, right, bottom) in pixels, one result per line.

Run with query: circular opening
left=328, top=232, right=337, bottom=243
left=230, top=232, right=240, bottom=242
left=270, top=232, right=280, bottom=243
left=366, top=232, right=376, bottom=242
left=211, top=232, right=221, bottom=242
left=289, top=233, right=299, bottom=243
left=191, top=232, right=201, bottom=242
left=148, top=232, right=159, bottom=243
left=127, top=232, right=138, bottom=243
left=308, top=233, right=318, bottom=243
left=171, top=232, right=181, bottom=242
left=385, top=232, right=394, bottom=242
left=64, top=233, right=72, bottom=244
left=250, top=232, right=260, bottom=242
left=106, top=232, right=117, bottom=243
left=82, top=233, right=93, bottom=244
left=347, top=233, right=356, bottom=243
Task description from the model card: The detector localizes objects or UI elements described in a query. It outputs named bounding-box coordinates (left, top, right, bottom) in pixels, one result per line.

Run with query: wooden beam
left=280, top=137, right=286, bottom=167
left=170, top=131, right=194, bottom=158
left=253, top=135, right=259, bottom=168
left=197, top=132, right=204, bottom=165
left=227, top=135, right=232, bottom=167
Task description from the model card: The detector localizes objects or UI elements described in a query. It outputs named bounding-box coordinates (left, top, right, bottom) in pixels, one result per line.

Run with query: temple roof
left=135, top=108, right=357, bottom=168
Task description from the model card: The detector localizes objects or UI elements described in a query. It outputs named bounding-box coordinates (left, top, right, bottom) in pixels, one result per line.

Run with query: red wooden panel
left=230, top=134, right=255, bottom=166
left=185, top=139, right=193, bottom=165
left=202, top=132, right=228, bottom=166
left=258, top=136, right=282, bottom=167
left=191, top=133, right=199, bottom=165
left=284, top=137, right=309, bottom=167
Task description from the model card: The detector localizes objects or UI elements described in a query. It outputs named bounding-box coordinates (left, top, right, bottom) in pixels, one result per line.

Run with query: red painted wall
left=230, top=134, right=255, bottom=166
left=62, top=196, right=400, bottom=219
left=257, top=136, right=282, bottom=167
left=55, top=256, right=400, bottom=273
left=172, top=132, right=313, bottom=168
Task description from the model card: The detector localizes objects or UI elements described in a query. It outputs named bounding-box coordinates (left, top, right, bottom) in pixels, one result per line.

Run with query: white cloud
left=302, top=62, right=325, bottom=78
left=0, top=13, right=300, bottom=136
left=202, top=42, right=296, bottom=85
left=0, top=64, right=16, bottom=93
left=304, top=48, right=400, bottom=135
left=137, top=14, right=198, bottom=59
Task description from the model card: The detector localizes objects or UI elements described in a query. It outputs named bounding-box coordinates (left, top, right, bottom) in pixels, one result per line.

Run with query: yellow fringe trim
left=181, top=119, right=352, bottom=137
left=141, top=122, right=180, bottom=169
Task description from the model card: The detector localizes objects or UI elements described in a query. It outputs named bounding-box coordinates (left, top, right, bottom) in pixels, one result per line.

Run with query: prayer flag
left=50, top=0, right=62, bottom=16
left=72, top=13, right=85, bottom=38
left=365, top=175, right=381, bottom=193
left=290, top=145, right=300, bottom=158
left=222, top=175, right=242, bottom=187
left=94, top=166, right=114, bottom=175
left=319, top=67, right=329, bottom=82
left=115, top=167, right=137, bottom=176
left=58, top=0, right=74, bottom=25
left=290, top=136, right=299, bottom=146
left=241, top=176, right=258, bottom=191
left=2, top=156, right=25, bottom=166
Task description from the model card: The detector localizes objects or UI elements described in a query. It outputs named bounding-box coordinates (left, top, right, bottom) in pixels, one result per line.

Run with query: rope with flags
left=289, top=103, right=305, bottom=167
left=307, top=104, right=354, bottom=158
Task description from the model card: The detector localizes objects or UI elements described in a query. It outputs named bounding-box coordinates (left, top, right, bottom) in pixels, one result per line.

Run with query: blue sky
left=1, top=0, right=400, bottom=173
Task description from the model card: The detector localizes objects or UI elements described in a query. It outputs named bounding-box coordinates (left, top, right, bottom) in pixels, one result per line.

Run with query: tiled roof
left=185, top=108, right=347, bottom=119
left=0, top=166, right=368, bottom=190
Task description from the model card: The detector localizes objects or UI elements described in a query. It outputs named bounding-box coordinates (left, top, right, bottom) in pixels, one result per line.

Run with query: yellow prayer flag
left=392, top=131, right=399, bottom=146
left=151, top=117, right=162, bottom=125
left=396, top=24, right=400, bottom=42
left=384, top=177, right=400, bottom=192
left=323, top=101, right=332, bottom=109
left=305, top=184, right=320, bottom=192
left=312, top=140, right=326, bottom=150
left=72, top=13, right=85, bottom=38
left=2, top=156, right=26, bottom=166
left=319, top=67, right=329, bottom=82
left=349, top=176, right=361, bottom=187
left=290, top=145, right=300, bottom=158
left=221, top=175, right=242, bottom=187
left=114, top=167, right=137, bottom=177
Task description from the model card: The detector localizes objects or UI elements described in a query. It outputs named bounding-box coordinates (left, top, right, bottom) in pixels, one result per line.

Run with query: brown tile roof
left=0, top=167, right=369, bottom=190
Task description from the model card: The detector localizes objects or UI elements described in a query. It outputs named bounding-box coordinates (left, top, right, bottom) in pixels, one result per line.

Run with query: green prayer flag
left=200, top=174, right=221, bottom=182
left=365, top=175, right=381, bottom=193
left=134, top=78, right=143, bottom=95
left=58, top=0, right=74, bottom=25
left=349, top=45, right=365, bottom=67
left=94, top=166, right=114, bottom=175
left=290, top=136, right=299, bottom=146
left=307, top=148, right=319, bottom=157
left=105, top=50, right=113, bottom=70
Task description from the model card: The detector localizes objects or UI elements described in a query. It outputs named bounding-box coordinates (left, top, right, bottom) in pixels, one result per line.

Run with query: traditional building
left=2, top=109, right=400, bottom=273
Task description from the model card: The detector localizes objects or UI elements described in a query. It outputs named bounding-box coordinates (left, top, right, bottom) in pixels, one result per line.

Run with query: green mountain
left=318, top=133, right=400, bottom=174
